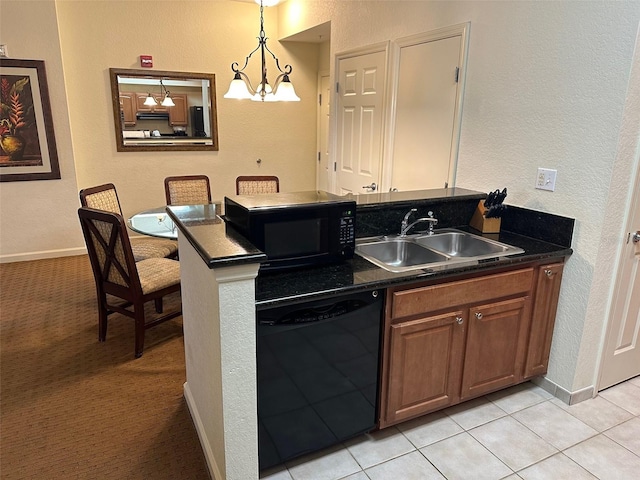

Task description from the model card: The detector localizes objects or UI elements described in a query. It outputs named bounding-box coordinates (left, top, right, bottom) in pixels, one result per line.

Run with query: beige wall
left=2, top=0, right=639, bottom=398
left=0, top=0, right=80, bottom=261
left=0, top=0, right=319, bottom=261
left=56, top=0, right=319, bottom=216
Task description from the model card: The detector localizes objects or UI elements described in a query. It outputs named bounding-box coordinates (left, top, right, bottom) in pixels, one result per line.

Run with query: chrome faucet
left=400, top=209, right=438, bottom=237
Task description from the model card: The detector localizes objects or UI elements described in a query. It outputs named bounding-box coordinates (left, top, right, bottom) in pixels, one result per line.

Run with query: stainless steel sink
left=415, top=231, right=520, bottom=258
left=355, top=229, right=523, bottom=272
left=356, top=239, right=449, bottom=272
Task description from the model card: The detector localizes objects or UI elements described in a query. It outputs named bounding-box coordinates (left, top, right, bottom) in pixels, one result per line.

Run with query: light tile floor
left=261, top=376, right=640, bottom=480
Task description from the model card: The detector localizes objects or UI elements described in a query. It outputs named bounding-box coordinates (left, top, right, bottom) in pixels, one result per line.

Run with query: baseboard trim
left=532, top=376, right=595, bottom=405
left=184, top=382, right=220, bottom=480
left=0, top=247, right=86, bottom=264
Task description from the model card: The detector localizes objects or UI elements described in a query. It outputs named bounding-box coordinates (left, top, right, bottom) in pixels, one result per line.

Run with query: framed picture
left=0, top=59, right=60, bottom=181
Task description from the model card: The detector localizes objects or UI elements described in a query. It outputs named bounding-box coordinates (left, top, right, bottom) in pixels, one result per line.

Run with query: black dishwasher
left=257, top=289, right=383, bottom=470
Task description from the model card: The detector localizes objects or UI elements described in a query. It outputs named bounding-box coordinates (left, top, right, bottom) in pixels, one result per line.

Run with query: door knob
left=632, top=231, right=640, bottom=243
left=455, top=316, right=464, bottom=325
left=362, top=182, right=377, bottom=192
left=475, top=312, right=483, bottom=320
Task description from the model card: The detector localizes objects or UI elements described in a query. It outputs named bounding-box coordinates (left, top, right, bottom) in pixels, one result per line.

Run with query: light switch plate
left=536, top=168, right=557, bottom=191
left=0, top=45, right=8, bottom=58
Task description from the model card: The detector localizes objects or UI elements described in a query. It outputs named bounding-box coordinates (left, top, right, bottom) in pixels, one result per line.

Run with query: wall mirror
left=109, top=68, right=219, bottom=152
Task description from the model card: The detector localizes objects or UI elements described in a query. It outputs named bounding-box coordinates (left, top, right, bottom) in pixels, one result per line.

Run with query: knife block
left=469, top=200, right=501, bottom=233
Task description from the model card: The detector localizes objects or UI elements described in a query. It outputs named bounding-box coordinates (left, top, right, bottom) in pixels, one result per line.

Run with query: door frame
left=316, top=69, right=330, bottom=191
left=332, top=41, right=391, bottom=194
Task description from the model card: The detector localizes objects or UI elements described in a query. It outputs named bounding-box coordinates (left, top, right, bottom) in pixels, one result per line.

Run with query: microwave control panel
left=339, top=210, right=356, bottom=256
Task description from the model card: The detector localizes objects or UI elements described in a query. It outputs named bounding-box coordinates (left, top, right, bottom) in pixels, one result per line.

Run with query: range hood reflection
left=136, top=112, right=170, bottom=120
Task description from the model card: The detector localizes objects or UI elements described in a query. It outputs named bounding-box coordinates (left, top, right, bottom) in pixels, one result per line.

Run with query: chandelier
left=223, top=0, right=300, bottom=102
left=143, top=79, right=175, bottom=107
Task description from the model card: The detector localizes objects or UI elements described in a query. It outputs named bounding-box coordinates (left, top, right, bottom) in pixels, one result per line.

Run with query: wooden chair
left=235, top=175, right=279, bottom=195
left=164, top=175, right=212, bottom=205
left=79, top=183, right=178, bottom=261
left=78, top=207, right=182, bottom=358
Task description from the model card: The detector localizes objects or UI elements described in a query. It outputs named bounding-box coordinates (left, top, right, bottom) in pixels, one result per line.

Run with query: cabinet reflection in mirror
left=109, top=68, right=219, bottom=152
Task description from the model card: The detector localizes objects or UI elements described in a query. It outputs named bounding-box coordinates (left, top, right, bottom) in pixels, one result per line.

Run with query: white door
left=335, top=48, right=387, bottom=195
left=316, top=73, right=331, bottom=192
left=389, top=24, right=469, bottom=192
left=599, top=159, right=640, bottom=389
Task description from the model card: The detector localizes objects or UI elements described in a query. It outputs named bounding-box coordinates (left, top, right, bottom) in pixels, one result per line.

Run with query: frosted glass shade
left=224, top=78, right=253, bottom=99
left=161, top=95, right=175, bottom=107
left=273, top=79, right=300, bottom=102
left=143, top=94, right=157, bottom=106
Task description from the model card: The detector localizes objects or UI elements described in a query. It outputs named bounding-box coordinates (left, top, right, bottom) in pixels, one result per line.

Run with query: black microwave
left=223, top=191, right=356, bottom=271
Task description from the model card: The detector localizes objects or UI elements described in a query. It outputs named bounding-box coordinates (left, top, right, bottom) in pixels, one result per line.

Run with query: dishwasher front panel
left=256, top=290, right=383, bottom=470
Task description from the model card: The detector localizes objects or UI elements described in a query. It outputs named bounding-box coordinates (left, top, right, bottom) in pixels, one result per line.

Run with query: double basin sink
left=355, top=229, right=524, bottom=273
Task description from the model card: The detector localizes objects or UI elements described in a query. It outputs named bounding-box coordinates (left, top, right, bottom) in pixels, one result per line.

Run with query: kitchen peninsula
left=166, top=188, right=573, bottom=480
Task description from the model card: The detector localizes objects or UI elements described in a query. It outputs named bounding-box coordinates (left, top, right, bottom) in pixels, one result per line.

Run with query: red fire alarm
left=140, top=55, right=153, bottom=68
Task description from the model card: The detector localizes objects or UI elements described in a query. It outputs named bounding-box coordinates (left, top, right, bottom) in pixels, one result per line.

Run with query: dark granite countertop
left=166, top=204, right=267, bottom=268
left=254, top=228, right=572, bottom=309
left=166, top=189, right=574, bottom=309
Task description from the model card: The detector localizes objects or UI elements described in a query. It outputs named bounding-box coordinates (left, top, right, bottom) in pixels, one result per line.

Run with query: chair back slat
left=79, top=207, right=140, bottom=294
left=164, top=175, right=212, bottom=205
left=236, top=175, right=279, bottom=195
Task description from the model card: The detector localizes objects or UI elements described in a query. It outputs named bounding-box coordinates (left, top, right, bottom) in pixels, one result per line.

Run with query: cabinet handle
left=544, top=269, right=553, bottom=277
left=456, top=316, right=464, bottom=325
left=475, top=312, right=483, bottom=320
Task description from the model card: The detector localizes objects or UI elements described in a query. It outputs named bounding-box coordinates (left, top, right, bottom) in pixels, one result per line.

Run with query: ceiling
left=232, top=0, right=330, bottom=43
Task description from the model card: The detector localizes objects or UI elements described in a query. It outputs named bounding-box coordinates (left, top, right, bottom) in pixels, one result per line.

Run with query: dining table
left=128, top=203, right=221, bottom=240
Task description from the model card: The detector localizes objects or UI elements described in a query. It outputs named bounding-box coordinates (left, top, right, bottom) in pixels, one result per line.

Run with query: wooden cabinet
left=168, top=94, right=188, bottom=126
left=119, top=92, right=136, bottom=126
left=461, top=297, right=530, bottom=399
left=135, top=93, right=188, bottom=126
left=135, top=93, right=168, bottom=113
left=524, top=263, right=564, bottom=378
left=385, top=310, right=466, bottom=425
left=380, top=263, right=564, bottom=428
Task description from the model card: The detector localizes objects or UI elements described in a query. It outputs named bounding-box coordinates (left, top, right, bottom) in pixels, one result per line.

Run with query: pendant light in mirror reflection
left=224, top=0, right=300, bottom=102
left=143, top=80, right=175, bottom=107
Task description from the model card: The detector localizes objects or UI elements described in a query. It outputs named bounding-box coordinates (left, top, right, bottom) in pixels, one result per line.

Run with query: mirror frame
left=109, top=68, right=219, bottom=152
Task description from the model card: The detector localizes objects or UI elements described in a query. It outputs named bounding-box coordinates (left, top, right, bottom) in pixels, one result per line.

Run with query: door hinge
left=319, top=93, right=322, bottom=105
left=317, top=152, right=321, bottom=162
left=336, top=82, right=339, bottom=93
left=334, top=162, right=337, bottom=172
left=455, top=67, right=460, bottom=83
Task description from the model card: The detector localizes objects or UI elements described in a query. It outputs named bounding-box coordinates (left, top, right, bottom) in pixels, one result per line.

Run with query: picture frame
left=0, top=59, right=60, bottom=181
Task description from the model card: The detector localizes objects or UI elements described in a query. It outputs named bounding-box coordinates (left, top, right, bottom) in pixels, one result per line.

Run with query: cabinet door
left=168, top=94, right=188, bottom=126
left=384, top=310, right=466, bottom=426
left=135, top=93, right=168, bottom=112
left=461, top=297, right=531, bottom=400
left=119, top=93, right=136, bottom=126
left=524, top=263, right=564, bottom=378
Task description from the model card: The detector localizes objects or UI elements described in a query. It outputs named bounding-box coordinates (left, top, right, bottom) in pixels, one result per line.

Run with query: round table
left=127, top=207, right=178, bottom=239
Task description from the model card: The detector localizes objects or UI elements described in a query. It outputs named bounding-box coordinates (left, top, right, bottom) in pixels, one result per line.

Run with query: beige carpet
left=0, top=255, right=210, bottom=479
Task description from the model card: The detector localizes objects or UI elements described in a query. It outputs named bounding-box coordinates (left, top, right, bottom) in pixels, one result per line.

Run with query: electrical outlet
left=0, top=45, right=8, bottom=58
left=536, top=168, right=557, bottom=191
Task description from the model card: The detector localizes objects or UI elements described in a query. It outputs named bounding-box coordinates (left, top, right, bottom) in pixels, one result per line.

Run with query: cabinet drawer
left=391, top=268, right=534, bottom=320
